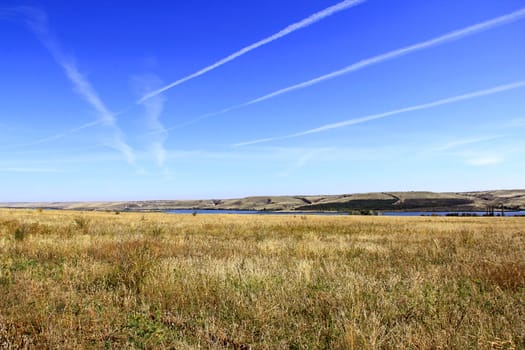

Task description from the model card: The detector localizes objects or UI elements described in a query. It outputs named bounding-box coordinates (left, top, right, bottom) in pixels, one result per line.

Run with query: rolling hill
left=1, top=190, right=524, bottom=212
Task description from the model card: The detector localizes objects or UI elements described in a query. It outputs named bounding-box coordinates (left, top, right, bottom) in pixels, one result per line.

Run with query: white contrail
left=0, top=167, right=59, bottom=173
left=278, top=148, right=330, bottom=177
left=233, top=80, right=525, bottom=146
left=2, top=7, right=135, bottom=163
left=137, top=0, right=366, bottom=103
left=0, top=120, right=103, bottom=151
left=434, top=135, right=502, bottom=151
left=132, top=74, right=168, bottom=166
left=174, top=7, right=525, bottom=130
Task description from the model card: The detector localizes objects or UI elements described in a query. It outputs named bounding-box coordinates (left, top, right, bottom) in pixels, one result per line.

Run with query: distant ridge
left=1, top=190, right=524, bottom=212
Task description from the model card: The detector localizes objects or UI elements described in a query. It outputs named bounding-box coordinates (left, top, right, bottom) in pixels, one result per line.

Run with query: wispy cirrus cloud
left=131, top=74, right=168, bottom=166
left=504, top=118, right=525, bottom=127
left=465, top=155, right=504, bottom=166
left=0, top=6, right=135, bottom=163
left=429, top=135, right=506, bottom=167
left=137, top=0, right=366, bottom=103
left=0, top=167, right=60, bottom=173
left=233, top=80, right=525, bottom=146
left=170, top=7, right=525, bottom=130
left=277, top=148, right=330, bottom=177
left=434, top=135, right=502, bottom=152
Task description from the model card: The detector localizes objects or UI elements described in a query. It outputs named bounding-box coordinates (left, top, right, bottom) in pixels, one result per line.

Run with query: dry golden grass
left=0, top=209, right=524, bottom=349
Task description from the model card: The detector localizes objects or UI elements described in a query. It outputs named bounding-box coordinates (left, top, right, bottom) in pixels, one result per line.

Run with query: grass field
left=0, top=209, right=524, bottom=349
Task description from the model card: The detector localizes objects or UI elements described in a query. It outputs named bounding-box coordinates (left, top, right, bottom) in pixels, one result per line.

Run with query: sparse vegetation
left=298, top=199, right=397, bottom=211
left=2, top=189, right=524, bottom=212
left=297, top=198, right=475, bottom=212
left=0, top=209, right=524, bottom=348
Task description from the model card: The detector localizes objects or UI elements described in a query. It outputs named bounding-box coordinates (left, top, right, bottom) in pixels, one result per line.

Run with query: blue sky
left=1, top=0, right=524, bottom=201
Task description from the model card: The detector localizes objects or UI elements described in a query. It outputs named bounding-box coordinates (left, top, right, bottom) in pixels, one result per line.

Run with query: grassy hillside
left=1, top=190, right=524, bottom=212
left=0, top=209, right=524, bottom=348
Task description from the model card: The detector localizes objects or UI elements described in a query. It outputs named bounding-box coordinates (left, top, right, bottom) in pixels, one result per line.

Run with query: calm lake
left=166, top=209, right=525, bottom=217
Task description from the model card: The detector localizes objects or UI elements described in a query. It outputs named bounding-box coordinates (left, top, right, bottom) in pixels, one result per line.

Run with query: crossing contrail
left=0, top=120, right=103, bottom=150
left=172, top=7, right=525, bottom=131
left=1, top=6, right=135, bottom=163
left=133, top=74, right=168, bottom=166
left=137, top=0, right=366, bottom=103
left=233, top=80, right=525, bottom=146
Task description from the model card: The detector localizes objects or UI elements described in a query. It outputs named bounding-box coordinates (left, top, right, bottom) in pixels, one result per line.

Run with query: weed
left=14, top=224, right=30, bottom=241
left=111, top=240, right=159, bottom=293
left=73, top=216, right=90, bottom=234
left=472, top=260, right=525, bottom=291
left=0, top=209, right=523, bottom=348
